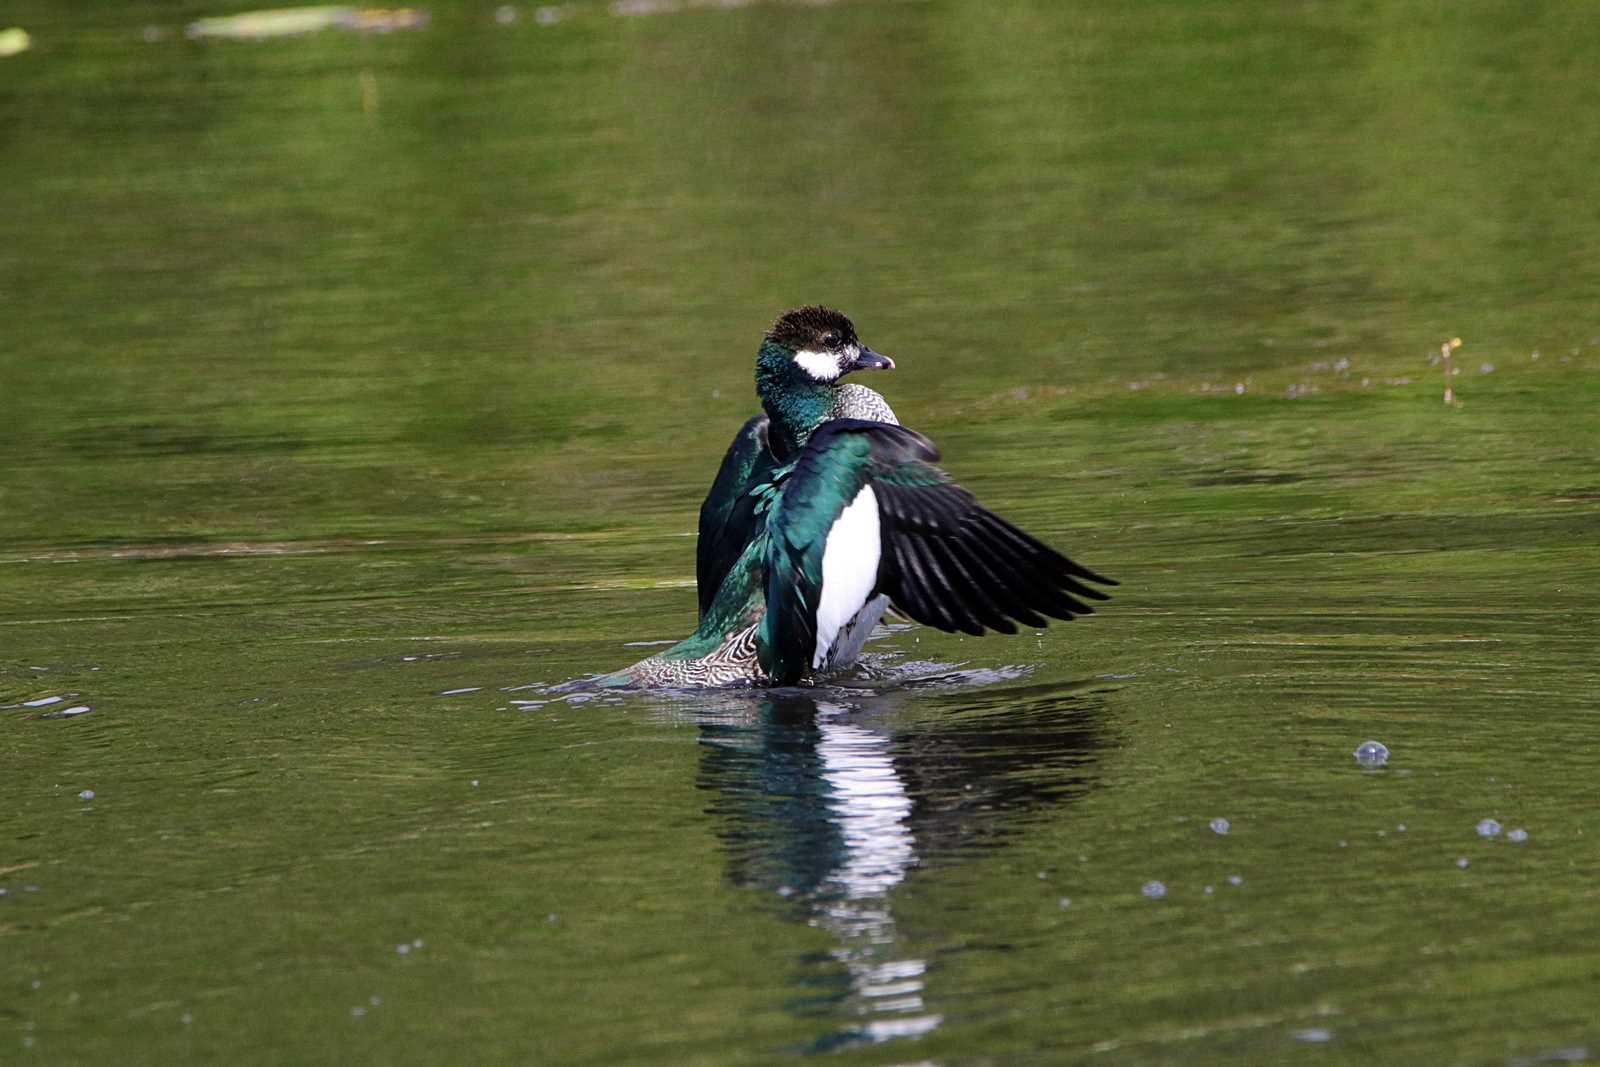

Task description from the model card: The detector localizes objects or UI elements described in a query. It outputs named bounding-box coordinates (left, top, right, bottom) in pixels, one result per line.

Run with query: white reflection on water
left=809, top=704, right=941, bottom=1042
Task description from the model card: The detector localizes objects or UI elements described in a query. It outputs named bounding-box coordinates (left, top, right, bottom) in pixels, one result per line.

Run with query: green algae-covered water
left=4, top=2, right=1599, bottom=1063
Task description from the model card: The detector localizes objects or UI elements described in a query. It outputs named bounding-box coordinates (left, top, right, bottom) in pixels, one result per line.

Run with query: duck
left=603, top=306, right=1115, bottom=688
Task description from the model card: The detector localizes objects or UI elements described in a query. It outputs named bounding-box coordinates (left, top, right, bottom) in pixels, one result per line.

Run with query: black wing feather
left=696, top=414, right=777, bottom=618
left=802, top=420, right=1117, bottom=637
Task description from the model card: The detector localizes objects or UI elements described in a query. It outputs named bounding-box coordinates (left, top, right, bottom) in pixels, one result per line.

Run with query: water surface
left=4, top=1, right=1598, bottom=1063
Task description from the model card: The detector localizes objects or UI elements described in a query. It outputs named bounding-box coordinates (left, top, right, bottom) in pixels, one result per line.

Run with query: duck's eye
left=821, top=333, right=840, bottom=348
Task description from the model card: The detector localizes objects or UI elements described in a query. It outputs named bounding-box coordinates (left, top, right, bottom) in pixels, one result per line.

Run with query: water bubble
left=1476, top=818, right=1502, bottom=838
left=1209, top=817, right=1230, bottom=835
left=78, top=790, right=95, bottom=801
left=1507, top=828, right=1529, bottom=843
left=1353, top=739, right=1389, bottom=767
left=1141, top=881, right=1167, bottom=900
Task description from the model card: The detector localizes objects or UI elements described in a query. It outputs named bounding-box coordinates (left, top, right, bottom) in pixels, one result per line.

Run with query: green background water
left=3, top=1, right=1598, bottom=1063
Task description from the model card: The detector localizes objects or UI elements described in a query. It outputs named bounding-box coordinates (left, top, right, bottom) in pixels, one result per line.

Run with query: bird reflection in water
left=692, top=682, right=1112, bottom=1052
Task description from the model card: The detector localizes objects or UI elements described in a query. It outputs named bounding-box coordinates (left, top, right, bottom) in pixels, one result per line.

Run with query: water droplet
left=1141, top=881, right=1166, bottom=900
left=1353, top=739, right=1389, bottom=767
left=1476, top=818, right=1502, bottom=838
left=1507, top=828, right=1529, bottom=843
left=1209, top=817, right=1230, bottom=835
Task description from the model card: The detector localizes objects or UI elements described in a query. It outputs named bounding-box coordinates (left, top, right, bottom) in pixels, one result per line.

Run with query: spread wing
left=697, top=414, right=778, bottom=618
left=758, top=419, right=1116, bottom=686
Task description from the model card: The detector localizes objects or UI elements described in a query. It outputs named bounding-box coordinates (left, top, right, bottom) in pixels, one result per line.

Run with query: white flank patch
left=793, top=348, right=841, bottom=381
left=813, top=485, right=881, bottom=669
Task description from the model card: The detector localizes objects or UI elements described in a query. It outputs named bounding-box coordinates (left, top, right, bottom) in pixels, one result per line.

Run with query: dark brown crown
left=765, top=306, right=859, bottom=351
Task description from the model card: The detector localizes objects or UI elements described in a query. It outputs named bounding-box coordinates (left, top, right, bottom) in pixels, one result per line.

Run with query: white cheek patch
left=793, top=348, right=843, bottom=381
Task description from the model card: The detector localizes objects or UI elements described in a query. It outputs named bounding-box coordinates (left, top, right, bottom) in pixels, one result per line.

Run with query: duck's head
left=757, top=306, right=895, bottom=388
left=755, top=306, right=895, bottom=457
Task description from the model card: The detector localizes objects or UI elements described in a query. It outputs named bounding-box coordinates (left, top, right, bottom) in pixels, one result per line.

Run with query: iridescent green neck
left=755, top=340, right=835, bottom=460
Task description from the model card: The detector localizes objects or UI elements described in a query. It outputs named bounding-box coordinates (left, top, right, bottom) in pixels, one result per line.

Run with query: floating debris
left=1507, top=828, right=1530, bottom=843
left=1440, top=337, right=1463, bottom=406
left=1058, top=897, right=1072, bottom=909
left=41, top=705, right=93, bottom=719
left=1141, top=881, right=1166, bottom=900
left=78, top=789, right=95, bottom=801
left=1353, top=739, right=1389, bottom=768
left=1456, top=857, right=1470, bottom=869
left=1292, top=1028, right=1334, bottom=1043
left=1208, top=817, right=1230, bottom=835
left=185, top=6, right=427, bottom=41
left=1227, top=875, right=1243, bottom=887
left=0, top=27, right=31, bottom=57
left=1476, top=818, right=1502, bottom=839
